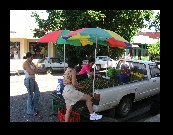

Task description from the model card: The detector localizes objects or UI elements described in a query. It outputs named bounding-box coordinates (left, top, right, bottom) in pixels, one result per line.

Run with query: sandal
left=32, top=113, right=38, bottom=116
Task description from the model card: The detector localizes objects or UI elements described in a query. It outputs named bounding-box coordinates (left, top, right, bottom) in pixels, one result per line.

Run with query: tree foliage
left=31, top=10, right=155, bottom=62
left=148, top=11, right=160, bottom=32
left=147, top=38, right=160, bottom=58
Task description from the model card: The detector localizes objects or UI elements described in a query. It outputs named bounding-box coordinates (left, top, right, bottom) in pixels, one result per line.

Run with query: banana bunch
left=130, top=72, right=144, bottom=81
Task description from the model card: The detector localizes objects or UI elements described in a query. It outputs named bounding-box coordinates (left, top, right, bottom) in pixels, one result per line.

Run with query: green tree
left=147, top=38, right=160, bottom=59
left=148, top=11, right=160, bottom=32
left=31, top=10, right=154, bottom=61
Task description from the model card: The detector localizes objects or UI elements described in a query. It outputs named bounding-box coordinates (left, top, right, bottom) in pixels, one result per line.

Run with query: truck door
left=149, top=66, right=160, bottom=95
left=135, top=66, right=160, bottom=100
left=133, top=80, right=151, bottom=101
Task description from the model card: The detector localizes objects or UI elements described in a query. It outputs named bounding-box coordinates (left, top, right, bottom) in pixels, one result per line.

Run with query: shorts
left=62, top=85, right=84, bottom=107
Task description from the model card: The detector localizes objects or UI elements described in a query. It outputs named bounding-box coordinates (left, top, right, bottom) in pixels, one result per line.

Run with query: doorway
left=138, top=49, right=141, bottom=60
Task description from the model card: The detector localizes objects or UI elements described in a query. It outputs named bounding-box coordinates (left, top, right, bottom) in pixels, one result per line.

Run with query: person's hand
left=78, top=83, right=83, bottom=89
left=96, top=74, right=101, bottom=77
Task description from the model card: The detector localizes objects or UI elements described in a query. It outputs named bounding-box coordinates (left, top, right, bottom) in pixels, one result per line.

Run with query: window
left=143, top=50, right=148, bottom=56
left=150, top=66, right=160, bottom=78
left=29, top=42, right=48, bottom=59
left=10, top=42, right=20, bottom=59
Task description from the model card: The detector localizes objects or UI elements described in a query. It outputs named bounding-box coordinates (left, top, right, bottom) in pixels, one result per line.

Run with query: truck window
left=48, top=58, right=52, bottom=63
left=52, top=58, right=59, bottom=63
left=150, top=67, right=160, bottom=78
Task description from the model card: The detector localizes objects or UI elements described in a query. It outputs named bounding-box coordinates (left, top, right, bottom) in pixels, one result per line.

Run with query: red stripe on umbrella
left=107, top=38, right=127, bottom=48
left=37, top=30, right=63, bottom=43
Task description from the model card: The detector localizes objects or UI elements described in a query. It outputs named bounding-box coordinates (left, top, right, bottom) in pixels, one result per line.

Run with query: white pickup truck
left=53, top=59, right=160, bottom=118
left=91, top=59, right=160, bottom=117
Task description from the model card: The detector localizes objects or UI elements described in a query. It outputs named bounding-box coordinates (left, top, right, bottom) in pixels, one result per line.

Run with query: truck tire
left=116, top=97, right=133, bottom=118
left=46, top=68, right=53, bottom=74
left=96, top=64, right=101, bottom=71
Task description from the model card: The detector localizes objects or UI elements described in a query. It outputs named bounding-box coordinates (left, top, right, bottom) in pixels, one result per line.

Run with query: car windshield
left=39, top=58, right=47, bottom=63
left=97, top=56, right=111, bottom=61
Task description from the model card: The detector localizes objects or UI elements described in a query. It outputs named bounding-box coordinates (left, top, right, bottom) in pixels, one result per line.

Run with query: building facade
left=10, top=31, right=56, bottom=62
left=125, top=32, right=160, bottom=61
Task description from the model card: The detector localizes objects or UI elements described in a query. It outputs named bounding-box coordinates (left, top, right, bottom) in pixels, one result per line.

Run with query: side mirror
left=154, top=73, right=160, bottom=77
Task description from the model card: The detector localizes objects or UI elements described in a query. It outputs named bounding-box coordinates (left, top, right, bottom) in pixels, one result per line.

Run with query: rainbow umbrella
left=62, top=28, right=132, bottom=49
left=62, top=28, right=132, bottom=96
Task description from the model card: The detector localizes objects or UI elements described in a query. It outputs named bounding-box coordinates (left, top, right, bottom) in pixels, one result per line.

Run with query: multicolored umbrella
left=62, top=28, right=133, bottom=95
left=62, top=28, right=132, bottom=49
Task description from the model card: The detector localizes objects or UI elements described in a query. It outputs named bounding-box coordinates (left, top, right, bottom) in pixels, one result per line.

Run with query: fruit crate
left=58, top=108, right=80, bottom=122
left=52, top=99, right=65, bottom=115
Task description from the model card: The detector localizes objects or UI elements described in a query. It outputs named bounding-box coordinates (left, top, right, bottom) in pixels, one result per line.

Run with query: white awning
left=132, top=44, right=139, bottom=48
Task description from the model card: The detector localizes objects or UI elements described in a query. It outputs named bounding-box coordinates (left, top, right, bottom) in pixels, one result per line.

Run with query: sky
left=10, top=10, right=48, bottom=32
left=10, top=10, right=160, bottom=32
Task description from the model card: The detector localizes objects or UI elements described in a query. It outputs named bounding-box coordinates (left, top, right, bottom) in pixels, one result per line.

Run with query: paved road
left=10, top=73, right=160, bottom=122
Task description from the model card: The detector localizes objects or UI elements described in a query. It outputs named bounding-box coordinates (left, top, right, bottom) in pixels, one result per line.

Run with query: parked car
left=95, top=56, right=118, bottom=70
left=81, top=56, right=118, bottom=71
left=37, top=57, right=68, bottom=74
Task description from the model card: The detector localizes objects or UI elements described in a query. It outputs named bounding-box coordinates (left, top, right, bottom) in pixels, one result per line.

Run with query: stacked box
left=58, top=79, right=64, bottom=84
left=58, top=108, right=80, bottom=122
left=52, top=99, right=65, bottom=115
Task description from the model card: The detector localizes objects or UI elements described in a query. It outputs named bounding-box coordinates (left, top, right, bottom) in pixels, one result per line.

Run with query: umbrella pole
left=106, top=56, right=108, bottom=76
left=106, top=46, right=109, bottom=76
left=93, top=36, right=97, bottom=97
left=64, top=44, right=65, bottom=72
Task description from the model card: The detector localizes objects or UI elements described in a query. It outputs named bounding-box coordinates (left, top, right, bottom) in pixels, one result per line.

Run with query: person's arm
left=87, top=70, right=94, bottom=75
left=85, top=65, right=94, bottom=75
left=71, top=69, right=83, bottom=88
left=23, top=62, right=35, bottom=75
left=31, top=62, right=38, bottom=73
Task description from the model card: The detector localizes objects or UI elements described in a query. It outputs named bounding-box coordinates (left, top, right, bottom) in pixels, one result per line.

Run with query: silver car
left=37, top=57, right=68, bottom=74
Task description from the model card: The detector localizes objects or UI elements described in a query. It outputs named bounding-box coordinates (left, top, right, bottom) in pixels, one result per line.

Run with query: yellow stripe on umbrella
left=106, top=30, right=128, bottom=42
left=80, top=38, right=93, bottom=46
left=68, top=34, right=90, bottom=40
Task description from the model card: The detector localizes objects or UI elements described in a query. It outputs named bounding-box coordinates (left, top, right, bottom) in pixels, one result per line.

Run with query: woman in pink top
left=79, top=57, right=95, bottom=76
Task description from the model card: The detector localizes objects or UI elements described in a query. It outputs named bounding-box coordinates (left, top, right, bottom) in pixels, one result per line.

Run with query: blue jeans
left=24, top=78, right=40, bottom=115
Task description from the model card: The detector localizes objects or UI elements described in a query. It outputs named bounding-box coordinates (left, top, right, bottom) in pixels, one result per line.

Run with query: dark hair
left=88, top=57, right=95, bottom=63
left=23, top=52, right=33, bottom=59
left=67, top=56, right=78, bottom=68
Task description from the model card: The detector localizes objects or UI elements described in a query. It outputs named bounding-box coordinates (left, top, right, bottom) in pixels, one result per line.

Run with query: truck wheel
left=46, top=68, right=53, bottom=74
left=96, top=64, right=101, bottom=71
left=116, top=97, right=133, bottom=118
